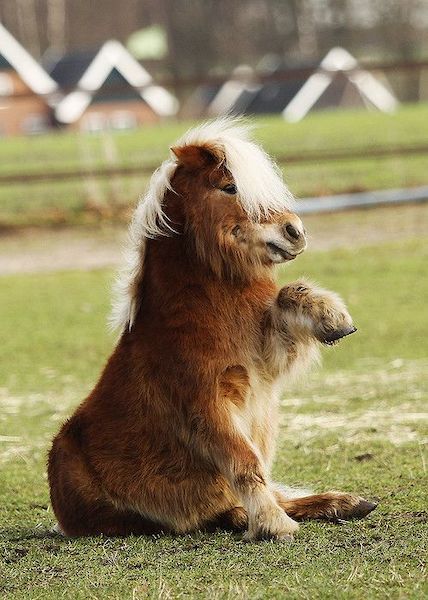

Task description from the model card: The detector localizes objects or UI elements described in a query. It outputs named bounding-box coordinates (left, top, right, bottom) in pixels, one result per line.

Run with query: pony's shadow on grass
left=3, top=511, right=400, bottom=553
left=2, top=518, right=369, bottom=545
left=2, top=527, right=68, bottom=566
left=4, top=526, right=64, bottom=544
left=3, top=525, right=242, bottom=545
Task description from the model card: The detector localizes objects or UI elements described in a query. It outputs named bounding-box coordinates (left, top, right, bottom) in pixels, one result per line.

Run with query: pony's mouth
left=267, top=242, right=297, bottom=263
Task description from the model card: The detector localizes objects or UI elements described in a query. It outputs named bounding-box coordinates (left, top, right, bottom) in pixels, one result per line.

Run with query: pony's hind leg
left=204, top=506, right=248, bottom=533
left=205, top=492, right=376, bottom=533
left=50, top=458, right=165, bottom=537
left=273, top=489, right=377, bottom=522
left=48, top=423, right=165, bottom=537
left=55, top=498, right=166, bottom=537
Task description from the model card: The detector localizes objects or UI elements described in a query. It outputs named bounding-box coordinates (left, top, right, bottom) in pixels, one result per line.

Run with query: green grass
left=1, top=104, right=428, bottom=227
left=0, top=238, right=427, bottom=599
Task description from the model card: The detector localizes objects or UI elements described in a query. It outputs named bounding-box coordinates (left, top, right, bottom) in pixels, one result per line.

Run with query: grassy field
left=1, top=104, right=428, bottom=227
left=0, top=235, right=427, bottom=599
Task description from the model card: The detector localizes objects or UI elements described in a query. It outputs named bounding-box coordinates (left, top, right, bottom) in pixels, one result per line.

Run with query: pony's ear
left=170, top=143, right=223, bottom=170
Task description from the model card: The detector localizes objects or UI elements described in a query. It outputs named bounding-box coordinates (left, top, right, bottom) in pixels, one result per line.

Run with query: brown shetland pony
left=48, top=119, right=376, bottom=540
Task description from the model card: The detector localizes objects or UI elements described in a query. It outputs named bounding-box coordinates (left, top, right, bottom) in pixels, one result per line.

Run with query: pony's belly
left=232, top=376, right=280, bottom=469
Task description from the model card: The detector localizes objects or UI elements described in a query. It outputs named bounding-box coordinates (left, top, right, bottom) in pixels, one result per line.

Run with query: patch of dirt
left=282, top=359, right=428, bottom=445
left=0, top=203, right=427, bottom=275
left=0, top=226, right=125, bottom=275
left=399, top=511, right=428, bottom=522
left=303, top=202, right=428, bottom=251
left=2, top=546, right=28, bottom=564
left=385, top=511, right=428, bottom=523
left=354, top=453, right=374, bottom=462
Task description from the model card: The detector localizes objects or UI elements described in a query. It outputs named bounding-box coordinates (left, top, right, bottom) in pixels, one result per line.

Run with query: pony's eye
left=222, top=184, right=237, bottom=194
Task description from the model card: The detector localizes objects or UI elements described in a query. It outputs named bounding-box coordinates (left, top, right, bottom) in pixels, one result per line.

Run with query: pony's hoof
left=331, top=498, right=378, bottom=523
left=322, top=326, right=357, bottom=346
left=349, top=498, right=378, bottom=519
left=243, top=530, right=295, bottom=542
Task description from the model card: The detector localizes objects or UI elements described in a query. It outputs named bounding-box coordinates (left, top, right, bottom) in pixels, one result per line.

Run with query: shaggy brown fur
left=48, top=127, right=376, bottom=540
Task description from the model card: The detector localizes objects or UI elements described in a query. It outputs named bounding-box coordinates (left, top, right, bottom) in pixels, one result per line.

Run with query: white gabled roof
left=283, top=47, right=399, bottom=122
left=55, top=40, right=178, bottom=124
left=0, top=22, right=58, bottom=96
left=207, top=65, right=261, bottom=116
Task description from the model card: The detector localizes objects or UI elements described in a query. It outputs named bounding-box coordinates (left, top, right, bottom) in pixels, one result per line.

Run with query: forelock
left=174, top=117, right=294, bottom=219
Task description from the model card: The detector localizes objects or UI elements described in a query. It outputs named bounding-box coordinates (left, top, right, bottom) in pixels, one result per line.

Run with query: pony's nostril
left=285, top=223, right=300, bottom=240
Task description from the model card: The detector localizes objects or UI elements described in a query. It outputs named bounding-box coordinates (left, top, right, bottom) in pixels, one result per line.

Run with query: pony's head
left=112, top=118, right=306, bottom=331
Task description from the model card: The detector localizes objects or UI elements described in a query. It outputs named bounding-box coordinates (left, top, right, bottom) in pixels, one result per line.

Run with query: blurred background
left=0, top=1, right=427, bottom=355
left=0, top=0, right=428, bottom=229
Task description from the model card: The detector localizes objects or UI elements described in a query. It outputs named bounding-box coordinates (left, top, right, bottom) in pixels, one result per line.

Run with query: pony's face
left=111, top=119, right=308, bottom=331
left=170, top=143, right=306, bottom=279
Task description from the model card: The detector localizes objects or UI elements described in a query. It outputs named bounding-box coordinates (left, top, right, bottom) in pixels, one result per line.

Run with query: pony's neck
left=143, top=233, right=229, bottom=296
left=133, top=233, right=274, bottom=327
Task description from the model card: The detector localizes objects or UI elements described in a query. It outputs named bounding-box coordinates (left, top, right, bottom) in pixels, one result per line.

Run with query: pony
left=48, top=119, right=376, bottom=540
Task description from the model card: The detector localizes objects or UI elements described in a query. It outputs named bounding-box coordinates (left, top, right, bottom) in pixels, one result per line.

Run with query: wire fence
left=1, top=57, right=428, bottom=226
left=1, top=142, right=428, bottom=185
left=1, top=137, right=427, bottom=228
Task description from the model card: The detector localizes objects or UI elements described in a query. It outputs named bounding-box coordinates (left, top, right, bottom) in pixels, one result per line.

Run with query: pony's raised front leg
left=262, top=279, right=355, bottom=378
left=276, top=279, right=356, bottom=347
left=262, top=281, right=376, bottom=522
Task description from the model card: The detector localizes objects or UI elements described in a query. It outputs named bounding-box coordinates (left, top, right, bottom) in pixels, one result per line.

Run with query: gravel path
left=0, top=203, right=427, bottom=275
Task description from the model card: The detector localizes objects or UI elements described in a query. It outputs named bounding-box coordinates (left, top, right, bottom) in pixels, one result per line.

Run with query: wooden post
left=101, top=130, right=122, bottom=210
left=78, top=131, right=103, bottom=210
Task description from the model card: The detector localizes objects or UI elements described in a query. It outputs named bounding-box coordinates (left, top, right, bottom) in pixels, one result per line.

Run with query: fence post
left=101, top=130, right=122, bottom=210
left=78, top=131, right=103, bottom=210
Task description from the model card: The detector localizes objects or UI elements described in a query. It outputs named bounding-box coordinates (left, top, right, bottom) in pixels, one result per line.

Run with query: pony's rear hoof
left=243, top=530, right=295, bottom=543
left=348, top=498, right=378, bottom=520
left=332, top=497, right=378, bottom=523
left=51, top=522, right=66, bottom=536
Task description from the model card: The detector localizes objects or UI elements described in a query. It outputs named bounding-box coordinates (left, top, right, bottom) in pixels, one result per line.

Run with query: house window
left=0, top=73, right=13, bottom=96
left=21, top=114, right=49, bottom=135
left=110, top=111, right=137, bottom=130
left=81, top=113, right=106, bottom=132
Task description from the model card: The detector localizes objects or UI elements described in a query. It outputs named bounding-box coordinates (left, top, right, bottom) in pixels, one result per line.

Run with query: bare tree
left=1, top=0, right=427, bottom=97
left=47, top=0, right=66, bottom=54
left=16, top=0, right=41, bottom=57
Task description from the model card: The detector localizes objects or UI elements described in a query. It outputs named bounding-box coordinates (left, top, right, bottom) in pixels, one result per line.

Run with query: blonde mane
left=110, top=118, right=294, bottom=332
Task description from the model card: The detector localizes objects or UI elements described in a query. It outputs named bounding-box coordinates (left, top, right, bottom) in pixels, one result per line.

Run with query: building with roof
left=197, top=59, right=315, bottom=118
left=283, top=47, right=399, bottom=122
left=191, top=49, right=398, bottom=122
left=0, top=22, right=59, bottom=136
left=49, top=40, right=178, bottom=132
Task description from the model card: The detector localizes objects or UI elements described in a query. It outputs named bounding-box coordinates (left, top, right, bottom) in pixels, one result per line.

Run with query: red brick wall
left=73, top=100, right=159, bottom=132
left=0, top=71, right=51, bottom=136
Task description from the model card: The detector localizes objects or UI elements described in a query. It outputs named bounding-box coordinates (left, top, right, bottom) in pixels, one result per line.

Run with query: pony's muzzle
left=261, top=214, right=306, bottom=264
left=282, top=215, right=307, bottom=253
